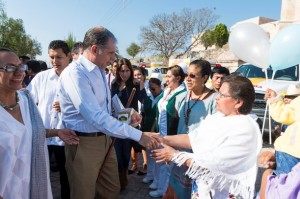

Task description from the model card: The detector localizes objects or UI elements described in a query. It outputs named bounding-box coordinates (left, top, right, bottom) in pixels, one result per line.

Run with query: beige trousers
left=65, top=135, right=120, bottom=199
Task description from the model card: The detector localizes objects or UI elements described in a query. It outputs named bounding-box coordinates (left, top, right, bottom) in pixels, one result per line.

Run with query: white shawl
left=172, top=112, right=262, bottom=199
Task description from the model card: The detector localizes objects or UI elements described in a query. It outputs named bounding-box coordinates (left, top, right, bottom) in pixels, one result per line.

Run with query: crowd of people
left=0, top=25, right=299, bottom=199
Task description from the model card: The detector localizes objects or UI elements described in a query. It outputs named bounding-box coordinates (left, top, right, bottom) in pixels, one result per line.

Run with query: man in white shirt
left=27, top=40, right=71, bottom=199
left=58, top=26, right=159, bottom=199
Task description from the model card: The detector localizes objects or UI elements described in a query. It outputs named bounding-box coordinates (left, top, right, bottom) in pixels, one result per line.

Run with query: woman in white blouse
left=152, top=75, right=262, bottom=199
left=149, top=65, right=186, bottom=198
left=0, top=48, right=78, bottom=199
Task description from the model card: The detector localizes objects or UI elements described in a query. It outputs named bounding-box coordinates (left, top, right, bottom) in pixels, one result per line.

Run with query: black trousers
left=48, top=145, right=70, bottom=199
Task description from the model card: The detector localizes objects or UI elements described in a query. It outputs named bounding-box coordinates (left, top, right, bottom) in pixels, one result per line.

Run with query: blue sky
left=5, top=0, right=281, bottom=63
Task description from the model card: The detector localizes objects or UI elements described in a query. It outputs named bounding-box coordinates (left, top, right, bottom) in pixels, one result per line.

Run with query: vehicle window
left=235, top=65, right=247, bottom=76
left=247, top=66, right=265, bottom=78
left=236, top=64, right=299, bottom=81
left=268, top=65, right=299, bottom=81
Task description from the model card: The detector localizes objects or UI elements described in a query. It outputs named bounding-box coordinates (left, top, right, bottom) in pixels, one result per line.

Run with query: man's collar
left=78, top=55, right=99, bottom=72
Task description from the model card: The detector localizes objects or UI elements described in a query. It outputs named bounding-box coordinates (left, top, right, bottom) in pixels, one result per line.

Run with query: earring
left=236, top=108, right=240, bottom=115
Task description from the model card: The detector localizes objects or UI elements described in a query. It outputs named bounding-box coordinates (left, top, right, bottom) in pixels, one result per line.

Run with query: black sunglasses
left=185, top=73, right=200, bottom=79
left=0, top=65, right=27, bottom=72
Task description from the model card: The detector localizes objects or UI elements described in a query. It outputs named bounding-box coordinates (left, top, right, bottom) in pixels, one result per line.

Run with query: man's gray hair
left=83, top=26, right=117, bottom=50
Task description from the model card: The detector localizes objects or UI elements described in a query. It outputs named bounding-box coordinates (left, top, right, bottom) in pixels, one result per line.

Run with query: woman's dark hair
left=190, top=59, right=211, bottom=83
left=133, top=67, right=146, bottom=82
left=167, top=65, right=185, bottom=84
left=222, top=75, right=255, bottom=114
left=114, top=58, right=134, bottom=87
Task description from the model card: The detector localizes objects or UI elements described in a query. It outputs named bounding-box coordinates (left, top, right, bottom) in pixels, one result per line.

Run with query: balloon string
left=261, top=69, right=276, bottom=145
left=269, top=70, right=276, bottom=144
left=261, top=69, right=269, bottom=135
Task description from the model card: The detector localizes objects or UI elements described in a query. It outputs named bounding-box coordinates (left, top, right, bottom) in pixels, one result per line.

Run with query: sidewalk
left=51, top=141, right=273, bottom=199
left=50, top=155, right=156, bottom=199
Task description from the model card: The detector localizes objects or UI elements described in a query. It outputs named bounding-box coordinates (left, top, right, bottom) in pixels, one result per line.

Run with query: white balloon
left=229, top=23, right=270, bottom=69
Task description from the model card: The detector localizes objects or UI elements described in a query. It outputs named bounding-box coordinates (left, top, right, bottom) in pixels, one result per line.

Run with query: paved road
left=50, top=156, right=155, bottom=199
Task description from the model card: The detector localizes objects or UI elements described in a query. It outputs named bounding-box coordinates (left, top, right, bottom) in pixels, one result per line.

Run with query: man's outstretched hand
left=139, top=132, right=161, bottom=150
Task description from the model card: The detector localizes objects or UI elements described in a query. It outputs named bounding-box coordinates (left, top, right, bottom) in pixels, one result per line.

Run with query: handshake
left=138, top=132, right=179, bottom=165
left=138, top=132, right=163, bottom=150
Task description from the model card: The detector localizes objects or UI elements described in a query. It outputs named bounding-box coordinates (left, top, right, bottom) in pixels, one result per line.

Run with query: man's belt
left=74, top=131, right=105, bottom=137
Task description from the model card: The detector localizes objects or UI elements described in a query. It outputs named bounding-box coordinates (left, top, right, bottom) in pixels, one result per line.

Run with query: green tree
left=65, top=33, right=77, bottom=50
left=200, top=30, right=215, bottom=50
left=140, top=8, right=219, bottom=61
left=214, top=23, right=229, bottom=48
left=126, top=42, right=141, bottom=58
left=0, top=10, right=41, bottom=58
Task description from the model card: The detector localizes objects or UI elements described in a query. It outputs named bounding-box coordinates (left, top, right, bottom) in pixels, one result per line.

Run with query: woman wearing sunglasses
left=0, top=49, right=78, bottom=199
left=152, top=75, right=262, bottom=199
left=162, top=59, right=217, bottom=199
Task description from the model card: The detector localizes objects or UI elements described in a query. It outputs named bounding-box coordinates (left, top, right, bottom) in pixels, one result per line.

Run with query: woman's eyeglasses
left=185, top=73, right=200, bottom=79
left=0, top=65, right=27, bottom=72
left=217, top=92, right=232, bottom=99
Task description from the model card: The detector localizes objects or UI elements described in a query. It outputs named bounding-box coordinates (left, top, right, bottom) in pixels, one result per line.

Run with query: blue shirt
left=58, top=56, right=142, bottom=141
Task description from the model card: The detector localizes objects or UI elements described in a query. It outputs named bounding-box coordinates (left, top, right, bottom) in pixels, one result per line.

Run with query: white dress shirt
left=27, top=68, right=64, bottom=146
left=58, top=56, right=142, bottom=141
left=0, top=91, right=52, bottom=199
left=106, top=72, right=115, bottom=89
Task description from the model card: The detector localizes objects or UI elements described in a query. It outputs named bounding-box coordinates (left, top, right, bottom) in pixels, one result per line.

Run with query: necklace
left=0, top=92, right=20, bottom=111
left=183, top=88, right=211, bottom=133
